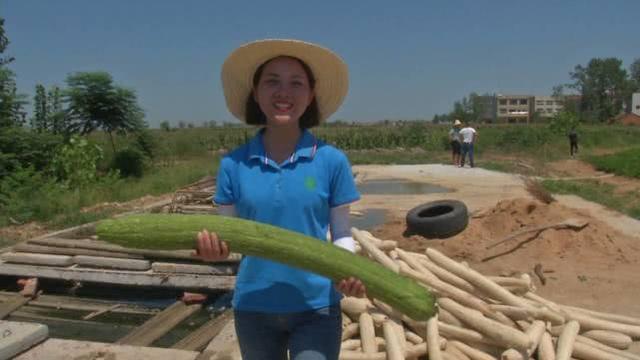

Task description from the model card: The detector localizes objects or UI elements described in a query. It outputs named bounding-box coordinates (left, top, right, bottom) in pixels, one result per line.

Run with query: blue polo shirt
left=214, top=129, right=360, bottom=313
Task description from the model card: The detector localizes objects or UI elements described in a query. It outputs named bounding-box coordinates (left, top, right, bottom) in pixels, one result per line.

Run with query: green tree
left=159, top=120, right=171, bottom=131
left=568, top=58, right=631, bottom=122
left=0, top=18, right=14, bottom=66
left=64, top=71, right=145, bottom=152
left=48, top=85, right=65, bottom=134
left=32, top=84, right=48, bottom=131
left=449, top=92, right=487, bottom=123
left=0, top=18, right=27, bottom=128
left=630, top=58, right=640, bottom=89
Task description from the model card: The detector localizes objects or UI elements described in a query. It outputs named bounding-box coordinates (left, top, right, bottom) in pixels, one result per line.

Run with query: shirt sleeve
left=330, top=205, right=355, bottom=253
left=213, top=157, right=235, bottom=206
left=329, top=150, right=360, bottom=208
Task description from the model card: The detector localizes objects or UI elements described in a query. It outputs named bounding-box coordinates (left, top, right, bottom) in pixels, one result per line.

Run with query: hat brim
left=221, top=39, right=349, bottom=123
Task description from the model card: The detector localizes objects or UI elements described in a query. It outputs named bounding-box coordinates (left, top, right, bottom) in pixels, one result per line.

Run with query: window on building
left=536, top=101, right=544, bottom=105
left=555, top=101, right=563, bottom=106
left=509, top=99, right=518, bottom=105
left=499, top=99, right=507, bottom=105
left=499, top=108, right=507, bottom=113
left=520, top=99, right=528, bottom=105
left=546, top=101, right=553, bottom=105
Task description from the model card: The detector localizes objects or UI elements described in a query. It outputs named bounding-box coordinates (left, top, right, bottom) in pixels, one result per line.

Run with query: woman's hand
left=336, top=276, right=367, bottom=298
left=194, top=229, right=230, bottom=262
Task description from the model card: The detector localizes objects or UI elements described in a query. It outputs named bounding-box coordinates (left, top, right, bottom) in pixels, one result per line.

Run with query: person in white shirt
left=458, top=122, right=477, bottom=168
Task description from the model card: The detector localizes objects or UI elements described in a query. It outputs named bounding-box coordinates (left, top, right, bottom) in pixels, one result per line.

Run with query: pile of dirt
left=374, top=197, right=640, bottom=268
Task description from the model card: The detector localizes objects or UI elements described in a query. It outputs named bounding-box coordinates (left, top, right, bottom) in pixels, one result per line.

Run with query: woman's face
left=253, top=56, right=314, bottom=127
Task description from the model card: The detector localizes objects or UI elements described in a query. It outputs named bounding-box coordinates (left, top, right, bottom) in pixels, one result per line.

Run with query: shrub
left=112, top=147, right=146, bottom=178
left=0, top=126, right=62, bottom=178
left=133, top=129, right=157, bottom=159
left=50, top=135, right=104, bottom=188
left=0, top=167, right=67, bottom=226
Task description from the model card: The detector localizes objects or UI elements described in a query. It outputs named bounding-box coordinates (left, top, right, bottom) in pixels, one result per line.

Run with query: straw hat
left=453, top=119, right=462, bottom=126
left=221, top=39, right=349, bottom=123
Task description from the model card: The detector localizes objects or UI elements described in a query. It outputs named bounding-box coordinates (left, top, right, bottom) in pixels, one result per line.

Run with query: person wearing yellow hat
left=194, top=39, right=365, bottom=360
left=449, top=119, right=463, bottom=166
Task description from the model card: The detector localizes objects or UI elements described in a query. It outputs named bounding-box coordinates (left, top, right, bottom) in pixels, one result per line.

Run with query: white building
left=534, top=96, right=564, bottom=118
left=633, top=93, right=640, bottom=116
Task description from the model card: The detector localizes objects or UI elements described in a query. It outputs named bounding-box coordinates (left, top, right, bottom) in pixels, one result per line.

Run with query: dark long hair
left=245, top=56, right=320, bottom=129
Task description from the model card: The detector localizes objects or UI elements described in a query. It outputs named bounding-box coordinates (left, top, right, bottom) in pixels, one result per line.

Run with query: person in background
left=459, top=121, right=478, bottom=168
left=195, top=39, right=366, bottom=360
left=568, top=127, right=578, bottom=158
left=448, top=119, right=462, bottom=166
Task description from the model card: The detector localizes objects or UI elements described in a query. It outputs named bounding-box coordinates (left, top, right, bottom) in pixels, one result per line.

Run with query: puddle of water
left=358, top=179, right=450, bottom=195
left=350, top=209, right=387, bottom=231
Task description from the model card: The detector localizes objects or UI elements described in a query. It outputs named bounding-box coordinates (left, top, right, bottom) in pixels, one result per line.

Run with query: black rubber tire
left=405, top=200, right=468, bottom=239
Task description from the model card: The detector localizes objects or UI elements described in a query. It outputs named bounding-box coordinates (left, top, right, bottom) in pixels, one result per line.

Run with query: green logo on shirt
left=304, top=176, right=317, bottom=191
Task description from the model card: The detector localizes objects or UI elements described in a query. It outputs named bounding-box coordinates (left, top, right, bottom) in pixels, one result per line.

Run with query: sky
left=2, top=0, right=639, bottom=127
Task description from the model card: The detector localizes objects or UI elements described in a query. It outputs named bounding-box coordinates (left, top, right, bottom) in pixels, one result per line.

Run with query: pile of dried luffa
left=341, top=228, right=640, bottom=360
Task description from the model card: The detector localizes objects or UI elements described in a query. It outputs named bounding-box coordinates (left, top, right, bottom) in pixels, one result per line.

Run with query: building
left=533, top=96, right=565, bottom=118
left=633, top=93, right=640, bottom=116
left=496, top=95, right=534, bottom=123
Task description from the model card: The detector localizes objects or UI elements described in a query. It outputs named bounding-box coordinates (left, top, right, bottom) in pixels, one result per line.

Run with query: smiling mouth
left=274, top=102, right=293, bottom=112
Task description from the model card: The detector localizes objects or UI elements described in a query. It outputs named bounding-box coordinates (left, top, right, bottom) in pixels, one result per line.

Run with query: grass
left=542, top=179, right=640, bottom=220
left=0, top=155, right=218, bottom=230
left=586, top=147, right=640, bottom=179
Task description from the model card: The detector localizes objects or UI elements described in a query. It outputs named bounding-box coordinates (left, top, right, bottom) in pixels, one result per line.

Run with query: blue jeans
left=234, top=305, right=342, bottom=360
left=461, top=142, right=474, bottom=167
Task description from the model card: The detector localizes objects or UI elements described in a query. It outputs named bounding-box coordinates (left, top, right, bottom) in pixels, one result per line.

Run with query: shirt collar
left=248, top=128, right=318, bottom=164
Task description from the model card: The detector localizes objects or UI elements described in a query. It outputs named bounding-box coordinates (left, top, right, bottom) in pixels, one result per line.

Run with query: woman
left=196, top=39, right=366, bottom=360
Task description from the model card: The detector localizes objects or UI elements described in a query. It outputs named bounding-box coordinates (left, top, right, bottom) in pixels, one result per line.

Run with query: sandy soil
left=353, top=164, right=640, bottom=321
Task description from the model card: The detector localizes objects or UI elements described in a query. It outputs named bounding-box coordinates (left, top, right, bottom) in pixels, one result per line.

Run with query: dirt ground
left=353, top=163, right=640, bottom=322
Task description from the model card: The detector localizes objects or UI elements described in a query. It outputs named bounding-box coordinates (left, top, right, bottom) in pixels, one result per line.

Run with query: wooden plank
left=0, top=262, right=235, bottom=291
left=0, top=295, right=31, bottom=319
left=29, top=238, right=241, bottom=263
left=9, top=310, right=137, bottom=342
left=73, top=255, right=151, bottom=270
left=14, top=338, right=199, bottom=360
left=117, top=301, right=202, bottom=346
left=82, top=304, right=122, bottom=320
left=13, top=243, right=144, bottom=259
left=0, top=291, right=158, bottom=316
left=152, top=262, right=236, bottom=275
left=203, top=319, right=241, bottom=359
left=1, top=252, right=74, bottom=267
left=0, top=320, right=48, bottom=360
left=172, top=309, right=233, bottom=351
